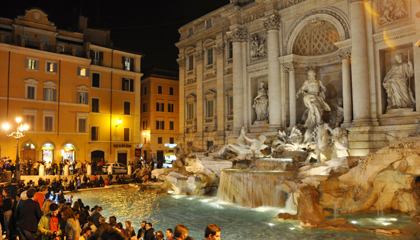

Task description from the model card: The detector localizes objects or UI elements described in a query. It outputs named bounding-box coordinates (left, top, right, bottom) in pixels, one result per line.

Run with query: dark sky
left=1, top=0, right=230, bottom=72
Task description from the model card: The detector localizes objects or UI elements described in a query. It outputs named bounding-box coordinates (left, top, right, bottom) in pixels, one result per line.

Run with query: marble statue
left=218, top=127, right=267, bottom=159
left=328, top=98, right=344, bottom=128
left=250, top=34, right=266, bottom=59
left=314, top=124, right=331, bottom=163
left=383, top=53, right=415, bottom=111
left=296, top=70, right=331, bottom=128
left=328, top=127, right=349, bottom=159
left=252, top=81, right=269, bottom=122
left=380, top=0, right=409, bottom=25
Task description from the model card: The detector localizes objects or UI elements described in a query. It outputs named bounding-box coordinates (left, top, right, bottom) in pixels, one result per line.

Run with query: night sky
left=1, top=0, right=230, bottom=71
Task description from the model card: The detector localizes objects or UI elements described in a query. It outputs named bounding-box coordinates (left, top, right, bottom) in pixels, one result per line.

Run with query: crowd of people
left=0, top=177, right=222, bottom=240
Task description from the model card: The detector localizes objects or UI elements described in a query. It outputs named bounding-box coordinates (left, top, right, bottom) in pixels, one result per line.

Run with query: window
left=188, top=55, right=194, bottom=71
left=158, top=86, right=163, bottom=94
left=91, top=50, right=103, bottom=66
left=91, top=126, right=99, bottom=141
left=92, top=73, right=100, bottom=88
left=168, top=103, right=174, bottom=113
left=43, top=88, right=56, bottom=101
left=122, top=78, right=134, bottom=92
left=156, top=102, right=164, bottom=112
left=46, top=62, right=57, bottom=73
left=170, top=137, right=174, bottom=144
left=44, top=116, right=53, bottom=132
left=24, top=115, right=35, bottom=131
left=206, top=100, right=214, bottom=117
left=143, top=121, right=147, bottom=130
left=156, top=121, right=164, bottom=130
left=78, top=92, right=88, bottom=104
left=27, top=86, right=35, bottom=100
left=170, top=121, right=174, bottom=130
left=158, top=137, right=162, bottom=144
left=124, top=128, right=130, bottom=141
left=188, top=28, right=193, bottom=37
left=124, top=102, right=131, bottom=115
left=207, top=48, right=213, bottom=65
left=187, top=103, right=194, bottom=120
left=122, top=57, right=134, bottom=71
left=78, top=67, right=89, bottom=77
left=228, top=42, right=233, bottom=59
left=169, top=87, right=174, bottom=95
left=92, top=98, right=99, bottom=113
left=206, top=19, right=212, bottom=29
left=207, top=141, right=214, bottom=151
left=228, top=95, right=234, bottom=116
left=144, top=87, right=147, bottom=95
left=78, top=118, right=87, bottom=133
left=26, top=59, right=39, bottom=70
left=142, top=103, right=147, bottom=112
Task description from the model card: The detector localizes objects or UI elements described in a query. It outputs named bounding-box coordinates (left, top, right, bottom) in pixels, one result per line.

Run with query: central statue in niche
left=252, top=81, right=269, bottom=123
left=296, top=70, right=330, bottom=128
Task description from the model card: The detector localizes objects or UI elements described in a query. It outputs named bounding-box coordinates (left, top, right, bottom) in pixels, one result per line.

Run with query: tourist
left=91, top=207, right=104, bottom=227
left=79, top=227, right=91, bottom=240
left=137, top=221, right=146, bottom=239
left=41, top=200, right=54, bottom=215
left=61, top=206, right=82, bottom=240
left=125, top=220, right=135, bottom=238
left=7, top=178, right=18, bottom=202
left=83, top=216, right=97, bottom=233
left=204, top=224, right=221, bottom=240
left=144, top=222, right=155, bottom=240
left=116, top=222, right=127, bottom=237
left=173, top=225, right=189, bottom=240
left=156, top=231, right=164, bottom=240
left=1, top=189, right=12, bottom=239
left=15, top=188, right=43, bottom=240
left=100, top=228, right=125, bottom=240
left=109, top=216, right=117, bottom=227
left=166, top=229, right=173, bottom=240
left=38, top=203, right=61, bottom=240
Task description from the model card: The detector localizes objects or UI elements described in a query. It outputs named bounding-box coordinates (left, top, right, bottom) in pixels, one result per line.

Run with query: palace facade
left=176, top=0, right=420, bottom=155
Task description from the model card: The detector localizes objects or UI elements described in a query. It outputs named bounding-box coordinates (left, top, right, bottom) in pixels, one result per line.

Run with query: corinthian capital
left=177, top=57, right=185, bottom=68
left=226, top=28, right=248, bottom=42
left=264, top=14, right=280, bottom=31
left=215, top=42, right=225, bottom=55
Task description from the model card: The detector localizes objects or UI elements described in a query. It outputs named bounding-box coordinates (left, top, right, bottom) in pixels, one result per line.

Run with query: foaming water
left=70, top=188, right=420, bottom=240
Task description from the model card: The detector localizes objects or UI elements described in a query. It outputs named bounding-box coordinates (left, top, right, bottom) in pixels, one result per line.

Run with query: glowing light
left=23, top=124, right=29, bottom=131
left=118, top=119, right=122, bottom=125
left=167, top=191, right=174, bottom=194
left=390, top=218, right=397, bottom=221
left=2, top=123, right=10, bottom=131
left=382, top=222, right=391, bottom=226
left=15, top=117, right=22, bottom=123
left=383, top=29, right=395, bottom=49
left=267, top=223, right=275, bottom=227
left=351, top=221, right=357, bottom=224
left=364, top=1, right=379, bottom=17
left=187, top=197, right=193, bottom=200
left=289, top=227, right=295, bottom=230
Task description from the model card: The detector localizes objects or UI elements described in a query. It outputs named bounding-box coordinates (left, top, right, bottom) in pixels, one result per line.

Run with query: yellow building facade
left=0, top=9, right=142, bottom=165
left=141, top=69, right=179, bottom=162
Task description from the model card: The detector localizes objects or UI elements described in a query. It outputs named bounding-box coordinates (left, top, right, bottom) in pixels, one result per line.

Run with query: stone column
left=341, top=54, right=352, bottom=125
left=285, top=64, right=296, bottom=127
left=215, top=41, right=225, bottom=138
left=349, top=0, right=370, bottom=123
left=177, top=57, right=186, bottom=140
left=264, top=14, right=281, bottom=129
left=195, top=48, right=204, bottom=138
left=229, top=28, right=248, bottom=131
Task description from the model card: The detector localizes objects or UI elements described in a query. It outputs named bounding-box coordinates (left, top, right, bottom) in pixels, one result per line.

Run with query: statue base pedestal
left=386, top=108, right=415, bottom=115
left=252, top=120, right=268, bottom=126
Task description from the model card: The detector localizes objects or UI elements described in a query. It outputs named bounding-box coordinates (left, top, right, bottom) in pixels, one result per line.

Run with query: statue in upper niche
left=252, top=81, right=269, bottom=122
left=296, top=70, right=331, bottom=129
left=383, top=53, right=415, bottom=111
left=250, top=34, right=266, bottom=59
left=380, top=0, right=409, bottom=25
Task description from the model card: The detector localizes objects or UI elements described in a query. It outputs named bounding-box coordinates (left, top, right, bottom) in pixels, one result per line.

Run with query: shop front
left=42, top=143, right=54, bottom=163
left=22, top=143, right=36, bottom=161
left=62, top=143, right=75, bottom=164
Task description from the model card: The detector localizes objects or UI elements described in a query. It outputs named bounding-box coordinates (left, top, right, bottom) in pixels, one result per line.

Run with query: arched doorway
left=42, top=143, right=54, bottom=163
left=62, top=143, right=75, bottom=164
left=91, top=150, right=104, bottom=163
left=22, top=143, right=36, bottom=162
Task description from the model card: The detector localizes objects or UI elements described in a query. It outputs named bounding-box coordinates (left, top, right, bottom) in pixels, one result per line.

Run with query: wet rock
left=294, top=183, right=326, bottom=223
left=374, top=228, right=402, bottom=236
left=276, top=213, right=296, bottom=220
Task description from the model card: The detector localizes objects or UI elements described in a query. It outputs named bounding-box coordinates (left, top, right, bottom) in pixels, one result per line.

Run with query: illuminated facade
left=140, top=69, right=179, bottom=162
left=0, top=9, right=142, bottom=165
left=176, top=0, right=420, bottom=155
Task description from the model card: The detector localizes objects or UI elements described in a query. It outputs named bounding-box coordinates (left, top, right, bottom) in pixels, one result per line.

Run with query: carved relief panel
left=378, top=0, right=410, bottom=26
left=250, top=33, right=267, bottom=60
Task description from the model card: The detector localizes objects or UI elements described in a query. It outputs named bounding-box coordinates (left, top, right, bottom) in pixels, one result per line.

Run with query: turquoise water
left=70, top=188, right=420, bottom=240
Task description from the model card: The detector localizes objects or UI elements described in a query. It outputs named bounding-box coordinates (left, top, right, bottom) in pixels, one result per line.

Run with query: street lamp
left=2, top=117, right=29, bottom=181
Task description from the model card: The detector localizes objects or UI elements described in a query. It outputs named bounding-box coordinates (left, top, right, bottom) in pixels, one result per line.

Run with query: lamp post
left=2, top=117, right=29, bottom=181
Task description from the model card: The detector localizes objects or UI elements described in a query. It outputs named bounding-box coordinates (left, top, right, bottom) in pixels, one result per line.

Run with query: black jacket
left=15, top=199, right=43, bottom=232
left=144, top=228, right=155, bottom=240
left=137, top=227, right=146, bottom=239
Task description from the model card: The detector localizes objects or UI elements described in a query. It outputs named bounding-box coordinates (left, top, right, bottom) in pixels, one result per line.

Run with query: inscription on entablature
left=279, top=0, right=307, bottom=10
left=248, top=66, right=268, bottom=74
left=243, top=11, right=265, bottom=24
